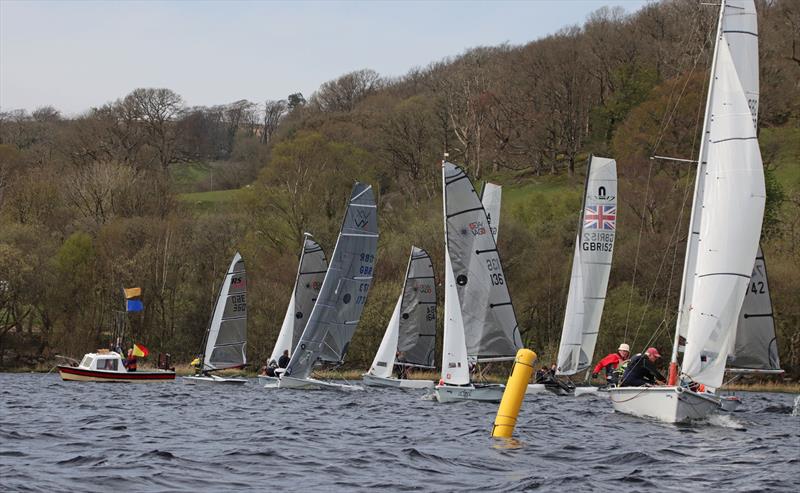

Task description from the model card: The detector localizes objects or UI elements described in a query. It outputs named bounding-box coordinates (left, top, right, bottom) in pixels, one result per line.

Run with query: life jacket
left=127, top=354, right=138, bottom=371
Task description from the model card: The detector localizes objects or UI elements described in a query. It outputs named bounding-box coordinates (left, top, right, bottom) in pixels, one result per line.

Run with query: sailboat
left=259, top=234, right=327, bottom=384
left=608, top=0, right=766, bottom=422
left=436, top=161, right=523, bottom=403
left=549, top=156, right=617, bottom=396
left=184, top=252, right=248, bottom=385
left=363, top=246, right=437, bottom=389
left=270, top=182, right=379, bottom=390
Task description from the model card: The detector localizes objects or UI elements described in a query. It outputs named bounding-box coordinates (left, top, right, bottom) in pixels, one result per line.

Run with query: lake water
left=1, top=373, right=798, bottom=492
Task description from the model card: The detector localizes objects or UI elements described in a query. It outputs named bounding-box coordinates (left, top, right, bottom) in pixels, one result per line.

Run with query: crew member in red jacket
left=592, top=343, right=630, bottom=385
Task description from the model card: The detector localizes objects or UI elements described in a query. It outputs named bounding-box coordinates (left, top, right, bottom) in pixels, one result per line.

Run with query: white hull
left=435, top=383, right=505, bottom=403
left=719, top=395, right=743, bottom=412
left=272, top=375, right=363, bottom=391
left=608, top=386, right=720, bottom=423
left=182, top=375, right=247, bottom=385
left=574, top=386, right=599, bottom=396
left=362, top=374, right=434, bottom=389
left=257, top=375, right=279, bottom=386
left=525, top=383, right=548, bottom=394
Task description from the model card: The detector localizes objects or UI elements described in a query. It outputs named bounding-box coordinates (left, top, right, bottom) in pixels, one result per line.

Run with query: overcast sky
left=0, top=0, right=650, bottom=115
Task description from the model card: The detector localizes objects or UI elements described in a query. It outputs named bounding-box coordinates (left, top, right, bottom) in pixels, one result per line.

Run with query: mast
left=668, top=0, right=727, bottom=385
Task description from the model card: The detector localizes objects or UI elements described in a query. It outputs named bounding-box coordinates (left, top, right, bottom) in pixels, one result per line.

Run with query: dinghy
left=271, top=182, right=379, bottom=391
left=59, top=350, right=175, bottom=382
left=184, top=252, right=248, bottom=385
left=550, top=156, right=617, bottom=396
left=435, top=162, right=523, bottom=403
left=259, top=235, right=327, bottom=385
left=608, top=0, right=766, bottom=423
left=363, top=247, right=436, bottom=389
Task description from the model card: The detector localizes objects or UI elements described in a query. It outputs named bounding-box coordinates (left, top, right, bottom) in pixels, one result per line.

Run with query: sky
left=0, top=0, right=651, bottom=116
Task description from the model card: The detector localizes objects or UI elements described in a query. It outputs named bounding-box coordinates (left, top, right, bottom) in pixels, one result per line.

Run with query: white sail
left=556, top=156, right=617, bottom=375
left=681, top=39, right=766, bottom=388
left=270, top=236, right=327, bottom=364
left=440, top=249, right=470, bottom=385
left=480, top=182, right=502, bottom=243
left=367, top=296, right=402, bottom=379
left=203, top=252, right=247, bottom=371
left=728, top=246, right=781, bottom=371
left=676, top=0, right=759, bottom=341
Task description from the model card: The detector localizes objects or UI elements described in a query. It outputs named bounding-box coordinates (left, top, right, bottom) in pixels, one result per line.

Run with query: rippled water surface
left=1, top=373, right=798, bottom=492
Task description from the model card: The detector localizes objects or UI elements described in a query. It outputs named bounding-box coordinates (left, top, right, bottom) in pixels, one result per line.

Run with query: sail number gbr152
left=486, top=257, right=505, bottom=286
left=582, top=231, right=614, bottom=252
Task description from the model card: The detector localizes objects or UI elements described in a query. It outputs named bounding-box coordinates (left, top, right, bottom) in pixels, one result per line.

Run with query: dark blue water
left=1, top=373, right=798, bottom=492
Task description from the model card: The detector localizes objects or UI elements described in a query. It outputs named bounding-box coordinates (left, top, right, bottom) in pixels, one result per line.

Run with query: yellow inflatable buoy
left=491, top=348, right=537, bottom=438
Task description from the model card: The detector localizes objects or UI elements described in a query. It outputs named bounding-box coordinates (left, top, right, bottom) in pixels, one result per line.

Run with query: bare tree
left=311, top=69, right=383, bottom=112
left=262, top=99, right=287, bottom=144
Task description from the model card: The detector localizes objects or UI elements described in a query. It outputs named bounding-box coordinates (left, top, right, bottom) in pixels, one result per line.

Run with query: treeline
left=1, top=0, right=798, bottom=375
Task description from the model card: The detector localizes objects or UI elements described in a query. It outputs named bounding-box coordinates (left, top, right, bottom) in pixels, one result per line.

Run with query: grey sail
left=443, top=162, right=521, bottom=359
left=284, top=182, right=379, bottom=380
left=728, top=246, right=781, bottom=371
left=203, top=252, right=247, bottom=370
left=397, top=247, right=437, bottom=367
left=269, top=236, right=327, bottom=364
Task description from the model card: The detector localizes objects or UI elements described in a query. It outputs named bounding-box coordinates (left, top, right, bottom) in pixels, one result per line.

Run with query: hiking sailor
left=620, top=347, right=665, bottom=387
left=592, top=343, right=630, bottom=386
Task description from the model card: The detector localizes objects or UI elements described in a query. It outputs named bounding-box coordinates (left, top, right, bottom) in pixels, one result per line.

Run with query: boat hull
left=435, top=383, right=505, bottom=403
left=274, top=375, right=363, bottom=391
left=182, top=375, right=247, bottom=385
left=362, top=374, right=434, bottom=389
left=58, top=365, right=175, bottom=383
left=608, top=386, right=720, bottom=423
left=257, top=375, right=279, bottom=386
left=719, top=395, right=743, bottom=412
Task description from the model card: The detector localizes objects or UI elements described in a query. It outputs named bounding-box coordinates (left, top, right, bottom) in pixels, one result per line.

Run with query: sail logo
left=354, top=209, right=370, bottom=229
left=584, top=205, right=616, bottom=230
left=591, top=186, right=615, bottom=201
left=468, top=221, right=487, bottom=236
left=231, top=276, right=246, bottom=288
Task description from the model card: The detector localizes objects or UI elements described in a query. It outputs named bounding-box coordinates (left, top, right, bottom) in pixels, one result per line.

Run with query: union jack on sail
left=584, top=205, right=616, bottom=230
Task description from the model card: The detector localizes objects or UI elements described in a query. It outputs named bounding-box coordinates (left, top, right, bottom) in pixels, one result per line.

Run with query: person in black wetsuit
left=621, top=347, right=666, bottom=387
left=534, top=366, right=551, bottom=384
left=278, top=350, right=290, bottom=369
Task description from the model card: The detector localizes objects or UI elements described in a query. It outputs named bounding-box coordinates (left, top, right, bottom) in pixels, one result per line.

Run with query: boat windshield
left=96, top=358, right=118, bottom=371
left=80, top=356, right=93, bottom=368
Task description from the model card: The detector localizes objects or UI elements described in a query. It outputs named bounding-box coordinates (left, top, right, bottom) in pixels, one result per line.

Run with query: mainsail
left=728, top=246, right=781, bottom=371
left=680, top=35, right=766, bottom=389
left=202, top=252, right=247, bottom=371
left=556, top=156, right=617, bottom=376
left=270, top=235, right=327, bottom=364
left=442, top=162, right=521, bottom=360
left=284, top=182, right=379, bottom=380
left=367, top=247, right=436, bottom=378
left=480, top=182, right=502, bottom=243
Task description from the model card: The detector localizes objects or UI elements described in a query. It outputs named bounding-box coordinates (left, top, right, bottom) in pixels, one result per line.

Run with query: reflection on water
left=0, top=374, right=798, bottom=492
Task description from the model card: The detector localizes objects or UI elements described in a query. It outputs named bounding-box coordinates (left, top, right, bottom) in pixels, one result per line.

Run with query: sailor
left=395, top=351, right=408, bottom=379
left=278, top=350, right=290, bottom=369
left=592, top=343, right=630, bottom=385
left=620, top=347, right=665, bottom=387
left=125, top=348, right=138, bottom=372
left=534, top=365, right=552, bottom=384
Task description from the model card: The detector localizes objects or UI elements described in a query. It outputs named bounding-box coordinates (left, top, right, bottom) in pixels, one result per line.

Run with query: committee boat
left=259, top=235, right=327, bottom=385
left=608, top=0, right=766, bottom=423
left=550, top=156, right=617, bottom=396
left=363, top=246, right=436, bottom=389
left=269, top=182, right=379, bottom=391
left=435, top=162, right=523, bottom=403
left=184, top=252, right=248, bottom=385
left=58, top=350, right=175, bottom=382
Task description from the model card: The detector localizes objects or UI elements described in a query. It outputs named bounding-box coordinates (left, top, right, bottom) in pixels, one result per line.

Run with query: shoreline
left=4, top=365, right=798, bottom=393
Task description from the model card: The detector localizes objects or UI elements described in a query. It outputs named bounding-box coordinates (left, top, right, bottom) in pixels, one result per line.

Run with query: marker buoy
left=491, top=348, right=537, bottom=438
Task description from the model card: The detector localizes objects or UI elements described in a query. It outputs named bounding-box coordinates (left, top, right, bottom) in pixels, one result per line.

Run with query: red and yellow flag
left=132, top=344, right=149, bottom=358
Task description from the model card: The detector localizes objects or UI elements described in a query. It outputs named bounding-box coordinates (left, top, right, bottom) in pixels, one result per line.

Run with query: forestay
left=681, top=38, right=766, bottom=389
left=367, top=247, right=436, bottom=378
left=203, top=253, right=247, bottom=371
left=284, top=183, right=379, bottom=380
left=556, top=156, right=617, bottom=375
left=728, top=246, right=781, bottom=371
left=443, top=162, right=521, bottom=360
left=270, top=235, right=327, bottom=364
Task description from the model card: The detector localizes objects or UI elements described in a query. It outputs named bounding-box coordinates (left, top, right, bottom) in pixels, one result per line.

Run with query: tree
left=287, top=92, right=306, bottom=111
left=311, top=69, right=383, bottom=113
left=262, top=99, right=287, bottom=144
